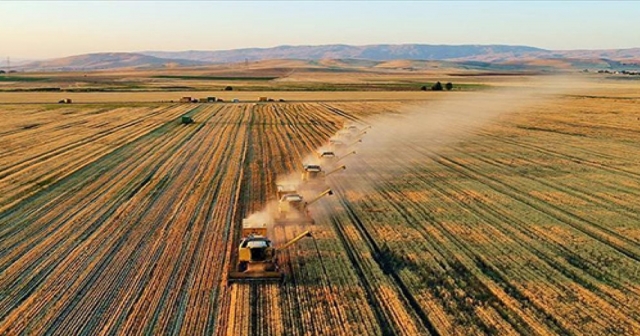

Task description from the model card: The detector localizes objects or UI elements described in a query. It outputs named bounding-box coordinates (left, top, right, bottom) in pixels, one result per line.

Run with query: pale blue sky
left=1, top=1, right=639, bottom=59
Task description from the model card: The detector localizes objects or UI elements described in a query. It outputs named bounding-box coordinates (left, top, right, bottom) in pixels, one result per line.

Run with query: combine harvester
left=335, top=124, right=370, bottom=141
left=228, top=220, right=312, bottom=283
left=301, top=164, right=346, bottom=185
left=318, top=150, right=356, bottom=165
left=276, top=188, right=333, bottom=225
left=329, top=138, right=362, bottom=154
left=317, top=150, right=337, bottom=160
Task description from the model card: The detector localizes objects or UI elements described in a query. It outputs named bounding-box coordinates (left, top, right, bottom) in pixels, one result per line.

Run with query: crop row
left=1, top=98, right=638, bottom=335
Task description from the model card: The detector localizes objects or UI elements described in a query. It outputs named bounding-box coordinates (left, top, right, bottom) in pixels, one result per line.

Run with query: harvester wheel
left=237, top=261, right=248, bottom=272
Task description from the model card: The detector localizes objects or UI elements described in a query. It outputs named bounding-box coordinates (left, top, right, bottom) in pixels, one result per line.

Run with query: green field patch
left=0, top=76, right=50, bottom=82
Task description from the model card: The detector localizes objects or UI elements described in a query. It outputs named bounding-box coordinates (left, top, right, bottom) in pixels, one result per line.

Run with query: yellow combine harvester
left=228, top=220, right=312, bottom=283
left=276, top=188, right=333, bottom=225
left=317, top=151, right=337, bottom=160
left=301, top=164, right=346, bottom=183
left=328, top=138, right=363, bottom=154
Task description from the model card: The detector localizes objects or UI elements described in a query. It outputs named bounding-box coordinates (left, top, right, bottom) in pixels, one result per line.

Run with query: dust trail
left=244, top=206, right=275, bottom=228
left=246, top=76, right=588, bottom=229
left=329, top=75, right=591, bottom=191
left=243, top=127, right=350, bottom=231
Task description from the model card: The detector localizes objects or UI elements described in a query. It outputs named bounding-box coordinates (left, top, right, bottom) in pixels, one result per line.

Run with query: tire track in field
left=369, top=145, right=638, bottom=332
left=328, top=186, right=439, bottom=336
left=0, top=105, right=221, bottom=333
left=55, top=104, right=238, bottom=335
left=428, top=152, right=640, bottom=263
left=0, top=105, right=193, bottom=211
left=332, top=151, right=574, bottom=335
left=459, top=136, right=640, bottom=240
left=370, top=122, right=640, bottom=332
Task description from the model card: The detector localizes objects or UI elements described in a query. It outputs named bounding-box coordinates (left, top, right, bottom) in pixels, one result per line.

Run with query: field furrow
left=1, top=95, right=639, bottom=335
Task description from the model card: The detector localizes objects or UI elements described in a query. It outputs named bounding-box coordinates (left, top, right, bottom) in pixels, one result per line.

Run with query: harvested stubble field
left=1, top=89, right=639, bottom=335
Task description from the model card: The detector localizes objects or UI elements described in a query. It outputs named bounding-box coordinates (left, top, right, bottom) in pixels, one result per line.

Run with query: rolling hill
left=14, top=44, right=640, bottom=72
left=142, top=44, right=547, bottom=63
left=20, top=52, right=208, bottom=71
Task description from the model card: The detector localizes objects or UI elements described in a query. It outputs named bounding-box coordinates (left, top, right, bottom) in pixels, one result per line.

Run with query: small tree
left=445, top=82, right=453, bottom=91
left=431, top=81, right=443, bottom=91
left=420, top=85, right=427, bottom=91
left=0, top=70, right=5, bottom=74
left=224, top=86, right=233, bottom=91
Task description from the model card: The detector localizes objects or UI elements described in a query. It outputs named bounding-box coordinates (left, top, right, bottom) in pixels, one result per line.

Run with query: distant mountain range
left=13, top=44, right=640, bottom=71
left=142, top=44, right=549, bottom=63
left=19, top=53, right=208, bottom=71
left=144, top=44, right=640, bottom=64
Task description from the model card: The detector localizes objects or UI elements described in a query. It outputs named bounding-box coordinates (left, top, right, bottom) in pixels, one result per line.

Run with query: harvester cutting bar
left=228, top=271, right=283, bottom=283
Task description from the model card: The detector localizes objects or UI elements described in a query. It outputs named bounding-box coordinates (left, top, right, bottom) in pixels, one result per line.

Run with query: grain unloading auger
left=318, top=150, right=355, bottom=164
left=276, top=188, right=333, bottom=225
left=336, top=151, right=356, bottom=163
left=228, top=220, right=312, bottom=283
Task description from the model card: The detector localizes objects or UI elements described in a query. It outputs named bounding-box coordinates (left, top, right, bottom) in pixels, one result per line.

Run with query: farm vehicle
left=275, top=188, right=333, bottom=225
left=228, top=220, right=312, bottom=283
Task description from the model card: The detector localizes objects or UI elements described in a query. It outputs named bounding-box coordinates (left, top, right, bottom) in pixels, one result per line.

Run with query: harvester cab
left=335, top=129, right=353, bottom=140
left=278, top=193, right=305, bottom=218
left=318, top=151, right=336, bottom=159
left=328, top=139, right=346, bottom=151
left=228, top=219, right=312, bottom=283
left=301, top=164, right=323, bottom=182
left=317, top=151, right=337, bottom=165
left=276, top=189, right=333, bottom=225
left=345, top=125, right=359, bottom=133
left=276, top=184, right=298, bottom=200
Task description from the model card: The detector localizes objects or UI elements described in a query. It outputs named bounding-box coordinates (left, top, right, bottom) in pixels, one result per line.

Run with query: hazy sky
left=1, top=1, right=639, bottom=59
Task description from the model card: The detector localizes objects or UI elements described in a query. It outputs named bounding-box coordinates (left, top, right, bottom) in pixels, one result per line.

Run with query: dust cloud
left=329, top=75, right=591, bottom=188
left=244, top=206, right=275, bottom=228
left=245, top=75, right=591, bottom=229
